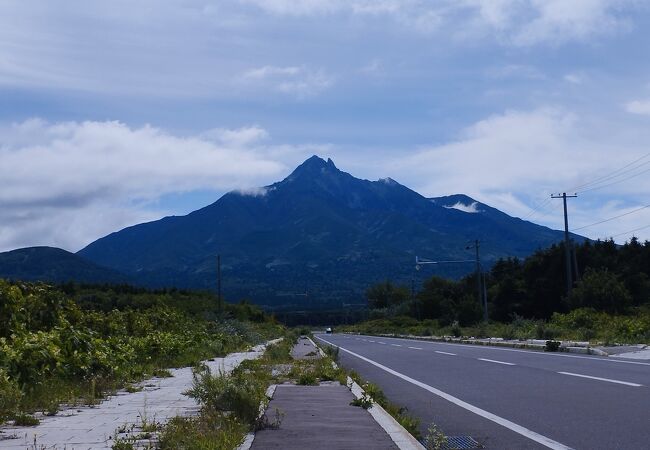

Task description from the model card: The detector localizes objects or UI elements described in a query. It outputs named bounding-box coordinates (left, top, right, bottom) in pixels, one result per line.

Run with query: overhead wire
left=566, top=151, right=650, bottom=193
left=578, top=165, right=650, bottom=193
left=571, top=204, right=650, bottom=232
left=611, top=224, right=650, bottom=239
left=522, top=197, right=553, bottom=220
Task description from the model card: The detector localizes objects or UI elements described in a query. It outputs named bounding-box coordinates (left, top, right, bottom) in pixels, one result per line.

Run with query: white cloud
left=244, top=66, right=302, bottom=79
left=242, top=0, right=637, bottom=44
left=200, top=126, right=269, bottom=147
left=625, top=99, right=650, bottom=115
left=444, top=201, right=482, bottom=213
left=510, top=0, right=629, bottom=46
left=377, top=107, right=650, bottom=241
left=242, top=65, right=333, bottom=98
left=564, top=73, right=583, bottom=84
left=0, top=119, right=287, bottom=252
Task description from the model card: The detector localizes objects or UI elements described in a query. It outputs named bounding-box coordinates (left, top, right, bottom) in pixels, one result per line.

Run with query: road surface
left=316, top=333, right=650, bottom=450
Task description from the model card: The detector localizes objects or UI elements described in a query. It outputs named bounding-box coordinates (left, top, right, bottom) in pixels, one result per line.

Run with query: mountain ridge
left=0, top=246, right=130, bottom=284
left=74, top=155, right=576, bottom=306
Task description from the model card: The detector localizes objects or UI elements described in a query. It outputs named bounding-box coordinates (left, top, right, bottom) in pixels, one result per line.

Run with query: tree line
left=367, top=238, right=650, bottom=325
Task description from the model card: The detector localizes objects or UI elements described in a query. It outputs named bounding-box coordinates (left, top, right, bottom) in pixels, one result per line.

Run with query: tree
left=568, top=268, right=632, bottom=314
left=366, top=281, right=409, bottom=309
left=418, top=276, right=461, bottom=325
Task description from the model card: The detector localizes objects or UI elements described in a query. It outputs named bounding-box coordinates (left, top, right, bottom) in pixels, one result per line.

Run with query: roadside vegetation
left=355, top=238, right=650, bottom=344
left=152, top=332, right=347, bottom=449
left=0, top=280, right=281, bottom=425
left=339, top=308, right=650, bottom=345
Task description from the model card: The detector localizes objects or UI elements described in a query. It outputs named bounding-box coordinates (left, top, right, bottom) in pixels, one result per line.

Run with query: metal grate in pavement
left=442, top=435, right=482, bottom=449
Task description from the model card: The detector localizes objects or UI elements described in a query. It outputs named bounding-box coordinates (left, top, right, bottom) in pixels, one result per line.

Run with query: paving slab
left=0, top=341, right=277, bottom=450
left=291, top=336, right=321, bottom=360
left=250, top=384, right=398, bottom=450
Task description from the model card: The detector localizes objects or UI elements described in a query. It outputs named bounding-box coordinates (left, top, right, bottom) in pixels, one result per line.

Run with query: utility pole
left=217, top=254, right=222, bottom=313
left=469, top=240, right=488, bottom=323
left=551, top=193, right=578, bottom=296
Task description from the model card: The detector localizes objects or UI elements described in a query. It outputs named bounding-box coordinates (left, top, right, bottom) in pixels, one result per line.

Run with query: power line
left=611, top=224, right=650, bottom=239
left=567, top=151, right=650, bottom=192
left=522, top=196, right=553, bottom=220
left=578, top=166, right=650, bottom=194
left=571, top=204, right=650, bottom=232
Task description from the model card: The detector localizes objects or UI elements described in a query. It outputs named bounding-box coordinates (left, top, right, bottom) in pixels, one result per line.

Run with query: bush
left=545, top=340, right=560, bottom=352
left=185, top=365, right=265, bottom=426
left=0, top=369, right=21, bottom=422
left=0, top=280, right=279, bottom=424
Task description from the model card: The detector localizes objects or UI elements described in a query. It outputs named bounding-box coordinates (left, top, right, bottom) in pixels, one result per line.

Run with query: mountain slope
left=0, top=246, right=130, bottom=284
left=78, top=156, right=575, bottom=306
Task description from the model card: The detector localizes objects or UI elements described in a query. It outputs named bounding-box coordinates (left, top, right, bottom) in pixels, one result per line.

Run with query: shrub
left=185, top=365, right=265, bottom=426
left=13, top=413, right=40, bottom=426
left=545, top=340, right=560, bottom=352
left=0, top=368, right=21, bottom=422
left=350, top=394, right=373, bottom=409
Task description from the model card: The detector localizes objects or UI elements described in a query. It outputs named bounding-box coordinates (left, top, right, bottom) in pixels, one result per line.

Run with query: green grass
left=13, top=413, right=40, bottom=426
left=339, top=307, right=650, bottom=345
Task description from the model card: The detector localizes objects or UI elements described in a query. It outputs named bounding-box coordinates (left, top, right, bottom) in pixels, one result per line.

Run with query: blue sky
left=1, top=0, right=650, bottom=252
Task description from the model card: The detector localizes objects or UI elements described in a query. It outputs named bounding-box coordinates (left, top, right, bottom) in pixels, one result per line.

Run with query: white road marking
left=557, top=371, right=642, bottom=387
left=368, top=340, right=376, bottom=343
left=435, top=351, right=457, bottom=356
left=378, top=342, right=387, bottom=345
left=391, top=344, right=402, bottom=347
left=349, top=334, right=650, bottom=367
left=316, top=336, right=573, bottom=450
left=408, top=346, right=423, bottom=350
left=478, top=358, right=516, bottom=366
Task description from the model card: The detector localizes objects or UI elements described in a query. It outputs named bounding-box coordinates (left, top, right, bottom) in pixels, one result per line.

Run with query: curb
left=236, top=338, right=283, bottom=450
left=237, top=384, right=277, bottom=450
left=355, top=332, right=611, bottom=356
left=311, top=336, right=425, bottom=450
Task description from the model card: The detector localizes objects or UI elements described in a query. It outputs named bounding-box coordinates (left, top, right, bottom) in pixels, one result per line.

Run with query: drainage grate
left=442, top=435, right=482, bottom=450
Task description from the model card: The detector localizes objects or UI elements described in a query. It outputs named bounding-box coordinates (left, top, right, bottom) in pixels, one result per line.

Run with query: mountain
left=0, top=246, right=130, bottom=284
left=77, top=156, right=577, bottom=308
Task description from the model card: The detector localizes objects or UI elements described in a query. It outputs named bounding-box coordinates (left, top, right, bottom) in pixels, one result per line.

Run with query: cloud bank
left=0, top=120, right=286, bottom=251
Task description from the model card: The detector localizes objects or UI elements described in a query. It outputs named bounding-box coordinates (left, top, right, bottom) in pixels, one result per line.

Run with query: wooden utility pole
left=217, top=254, right=222, bottom=312
left=551, top=193, right=578, bottom=296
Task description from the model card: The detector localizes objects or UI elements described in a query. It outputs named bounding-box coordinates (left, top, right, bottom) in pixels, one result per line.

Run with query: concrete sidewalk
left=0, top=341, right=277, bottom=450
left=251, top=384, right=398, bottom=450
left=248, top=336, right=419, bottom=450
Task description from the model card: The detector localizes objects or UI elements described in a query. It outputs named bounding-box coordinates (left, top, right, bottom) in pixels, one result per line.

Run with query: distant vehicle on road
left=325, top=327, right=333, bottom=334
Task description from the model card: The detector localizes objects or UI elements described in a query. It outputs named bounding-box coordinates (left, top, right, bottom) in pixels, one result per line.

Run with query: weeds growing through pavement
left=424, top=422, right=448, bottom=450
left=346, top=370, right=422, bottom=440
left=350, top=393, right=373, bottom=409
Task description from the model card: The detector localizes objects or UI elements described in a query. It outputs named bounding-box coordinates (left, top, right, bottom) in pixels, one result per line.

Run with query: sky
left=2, top=0, right=650, bottom=252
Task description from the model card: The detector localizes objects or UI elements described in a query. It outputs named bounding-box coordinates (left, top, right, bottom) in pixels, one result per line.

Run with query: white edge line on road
left=378, top=342, right=387, bottom=345
left=478, top=358, right=516, bottom=366
left=435, top=351, right=457, bottom=356
left=391, top=344, right=402, bottom=347
left=408, top=346, right=423, bottom=350
left=557, top=371, right=642, bottom=387
left=352, top=334, right=650, bottom=367
left=316, top=336, right=574, bottom=450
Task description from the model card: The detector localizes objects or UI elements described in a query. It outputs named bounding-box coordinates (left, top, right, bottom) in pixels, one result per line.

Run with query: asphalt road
left=315, top=333, right=650, bottom=450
